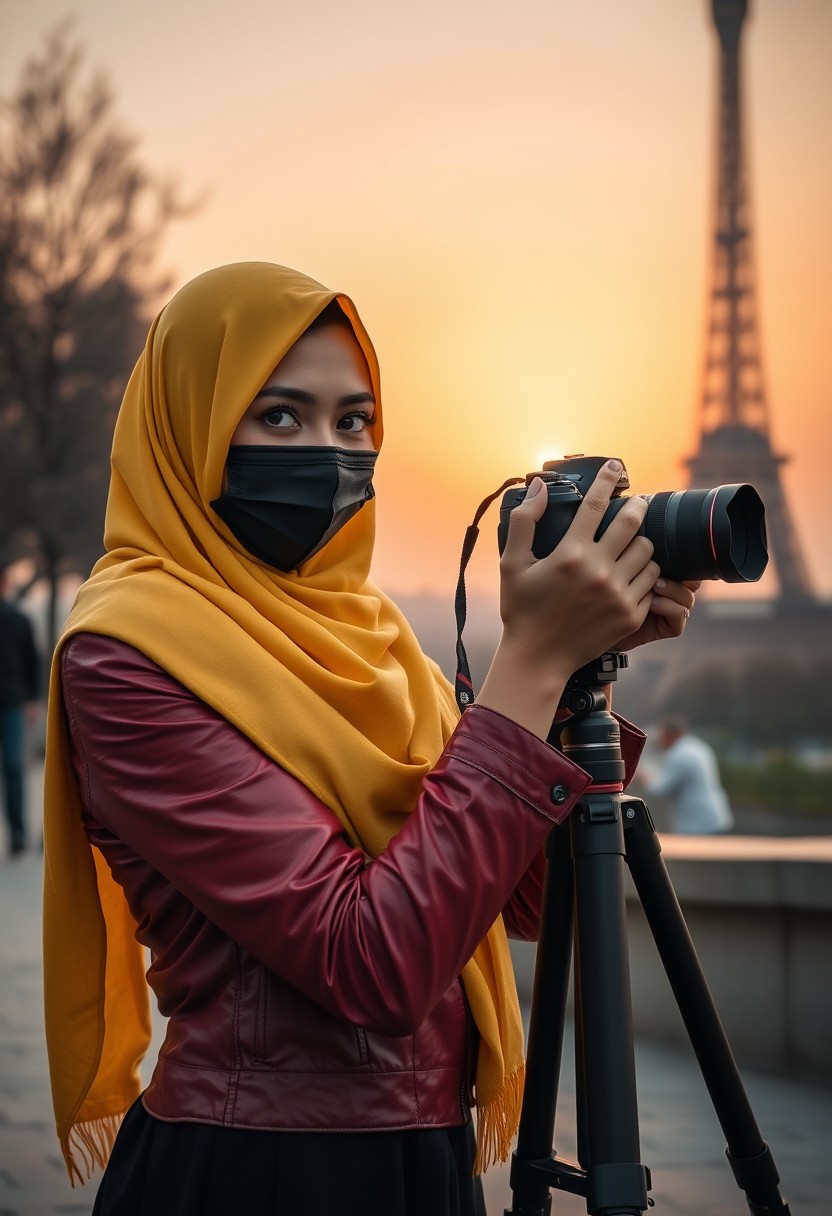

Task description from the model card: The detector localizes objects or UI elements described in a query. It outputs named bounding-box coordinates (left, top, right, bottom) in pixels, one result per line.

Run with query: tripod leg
left=570, top=802, right=650, bottom=1215
left=506, top=825, right=575, bottom=1216
left=623, top=799, right=792, bottom=1216
left=573, top=926, right=589, bottom=1173
left=507, top=804, right=651, bottom=1216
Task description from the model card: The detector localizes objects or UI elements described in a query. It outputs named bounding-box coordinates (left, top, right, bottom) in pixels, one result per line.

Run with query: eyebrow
left=255, top=386, right=376, bottom=408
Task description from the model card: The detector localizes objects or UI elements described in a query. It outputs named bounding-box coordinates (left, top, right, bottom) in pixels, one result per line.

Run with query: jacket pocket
left=250, top=964, right=371, bottom=1070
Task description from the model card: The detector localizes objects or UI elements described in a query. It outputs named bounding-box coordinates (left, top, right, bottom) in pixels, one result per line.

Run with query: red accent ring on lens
left=586, top=782, right=624, bottom=793
left=708, top=491, right=719, bottom=565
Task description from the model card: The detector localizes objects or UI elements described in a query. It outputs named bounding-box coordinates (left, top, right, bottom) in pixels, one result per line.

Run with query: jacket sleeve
left=62, top=634, right=592, bottom=1037
left=501, top=712, right=646, bottom=941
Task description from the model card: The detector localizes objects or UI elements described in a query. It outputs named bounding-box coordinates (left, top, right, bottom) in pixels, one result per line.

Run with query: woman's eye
left=338, top=412, right=374, bottom=433
left=263, top=407, right=298, bottom=429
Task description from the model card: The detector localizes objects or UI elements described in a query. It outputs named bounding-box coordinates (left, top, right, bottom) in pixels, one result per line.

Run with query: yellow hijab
left=43, top=261, right=524, bottom=1182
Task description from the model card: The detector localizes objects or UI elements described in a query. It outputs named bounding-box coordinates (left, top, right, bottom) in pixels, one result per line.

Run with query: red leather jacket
left=61, top=633, right=643, bottom=1134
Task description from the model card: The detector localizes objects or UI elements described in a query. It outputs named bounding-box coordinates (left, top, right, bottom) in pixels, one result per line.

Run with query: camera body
left=497, top=454, right=768, bottom=583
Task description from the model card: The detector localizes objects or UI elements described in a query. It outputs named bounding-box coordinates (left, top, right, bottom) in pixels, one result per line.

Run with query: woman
left=43, top=262, right=695, bottom=1215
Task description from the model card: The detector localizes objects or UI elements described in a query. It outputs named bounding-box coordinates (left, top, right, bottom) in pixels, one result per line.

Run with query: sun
left=532, top=447, right=567, bottom=472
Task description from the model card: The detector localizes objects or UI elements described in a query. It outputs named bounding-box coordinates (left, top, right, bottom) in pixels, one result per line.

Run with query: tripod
left=504, top=652, right=791, bottom=1216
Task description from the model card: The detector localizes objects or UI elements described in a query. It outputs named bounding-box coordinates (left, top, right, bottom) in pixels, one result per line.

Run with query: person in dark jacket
left=42, top=263, right=696, bottom=1216
left=0, top=563, right=40, bottom=856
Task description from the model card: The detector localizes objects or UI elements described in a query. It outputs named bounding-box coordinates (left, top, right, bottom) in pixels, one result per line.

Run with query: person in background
left=645, top=712, right=734, bottom=835
left=0, top=563, right=41, bottom=857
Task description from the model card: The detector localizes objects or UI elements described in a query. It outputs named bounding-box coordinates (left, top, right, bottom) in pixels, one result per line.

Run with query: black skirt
left=92, top=1098, right=487, bottom=1216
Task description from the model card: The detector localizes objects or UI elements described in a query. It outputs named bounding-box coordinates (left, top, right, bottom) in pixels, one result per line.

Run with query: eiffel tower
left=685, top=0, right=813, bottom=605
left=621, top=0, right=829, bottom=722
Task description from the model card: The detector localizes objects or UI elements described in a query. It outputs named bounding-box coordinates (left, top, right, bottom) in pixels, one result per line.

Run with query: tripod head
left=549, top=651, right=629, bottom=794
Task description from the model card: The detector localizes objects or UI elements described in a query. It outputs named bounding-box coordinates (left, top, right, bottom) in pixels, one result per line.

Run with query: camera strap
left=453, top=478, right=523, bottom=714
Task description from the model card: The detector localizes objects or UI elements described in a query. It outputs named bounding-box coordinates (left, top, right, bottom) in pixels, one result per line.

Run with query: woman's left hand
left=616, top=578, right=700, bottom=652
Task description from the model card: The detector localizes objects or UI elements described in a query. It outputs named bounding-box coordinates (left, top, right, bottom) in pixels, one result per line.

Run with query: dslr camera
left=497, top=454, right=768, bottom=583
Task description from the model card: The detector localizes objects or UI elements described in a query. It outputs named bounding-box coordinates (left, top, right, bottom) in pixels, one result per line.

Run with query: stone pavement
left=2, top=776, right=830, bottom=1214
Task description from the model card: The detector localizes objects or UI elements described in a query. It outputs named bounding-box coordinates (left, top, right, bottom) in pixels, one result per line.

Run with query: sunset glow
left=3, top=0, right=830, bottom=601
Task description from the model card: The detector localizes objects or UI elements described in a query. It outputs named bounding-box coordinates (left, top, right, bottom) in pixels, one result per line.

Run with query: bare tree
left=0, top=22, right=195, bottom=648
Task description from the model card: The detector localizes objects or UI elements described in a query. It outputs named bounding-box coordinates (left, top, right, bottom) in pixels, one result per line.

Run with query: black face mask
left=210, top=445, right=378, bottom=572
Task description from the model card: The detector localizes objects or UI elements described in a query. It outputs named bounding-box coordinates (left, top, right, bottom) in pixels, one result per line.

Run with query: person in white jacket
left=646, top=713, right=734, bottom=835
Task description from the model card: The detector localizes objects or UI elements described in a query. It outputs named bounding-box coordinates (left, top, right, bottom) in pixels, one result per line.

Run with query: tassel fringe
left=473, top=1062, right=526, bottom=1175
left=60, top=1113, right=125, bottom=1186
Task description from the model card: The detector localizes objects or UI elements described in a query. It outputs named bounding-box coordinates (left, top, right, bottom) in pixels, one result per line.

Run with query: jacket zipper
left=355, top=1025, right=370, bottom=1066
left=254, top=967, right=267, bottom=1063
left=457, top=978, right=475, bottom=1119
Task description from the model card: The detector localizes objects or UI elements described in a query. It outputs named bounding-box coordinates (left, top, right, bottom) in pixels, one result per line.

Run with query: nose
left=305, top=420, right=342, bottom=447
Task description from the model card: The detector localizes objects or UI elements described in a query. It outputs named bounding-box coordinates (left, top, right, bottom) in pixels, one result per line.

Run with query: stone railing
left=511, top=835, right=832, bottom=1084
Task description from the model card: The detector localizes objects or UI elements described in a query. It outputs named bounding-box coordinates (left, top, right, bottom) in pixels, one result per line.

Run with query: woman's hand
left=616, top=578, right=700, bottom=651
left=497, top=460, right=660, bottom=673
left=477, top=460, right=662, bottom=738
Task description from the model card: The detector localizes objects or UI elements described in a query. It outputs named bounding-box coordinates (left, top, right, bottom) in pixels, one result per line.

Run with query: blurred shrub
left=720, top=754, right=832, bottom=817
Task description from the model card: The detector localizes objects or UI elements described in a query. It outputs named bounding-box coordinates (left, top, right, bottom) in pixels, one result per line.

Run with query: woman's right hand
left=477, top=460, right=660, bottom=739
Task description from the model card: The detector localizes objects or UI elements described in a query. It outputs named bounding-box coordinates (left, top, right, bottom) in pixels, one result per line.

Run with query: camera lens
left=637, top=484, right=768, bottom=582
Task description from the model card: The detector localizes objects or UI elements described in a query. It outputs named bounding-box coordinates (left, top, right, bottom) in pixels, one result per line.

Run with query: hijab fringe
left=60, top=1112, right=125, bottom=1186
left=473, top=1062, right=525, bottom=1175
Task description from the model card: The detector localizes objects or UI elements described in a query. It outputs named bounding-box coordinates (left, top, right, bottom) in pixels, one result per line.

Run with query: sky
left=2, top=0, right=831, bottom=604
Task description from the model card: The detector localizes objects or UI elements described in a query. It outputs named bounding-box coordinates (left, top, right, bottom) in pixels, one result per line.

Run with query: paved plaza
left=1, top=772, right=830, bottom=1214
